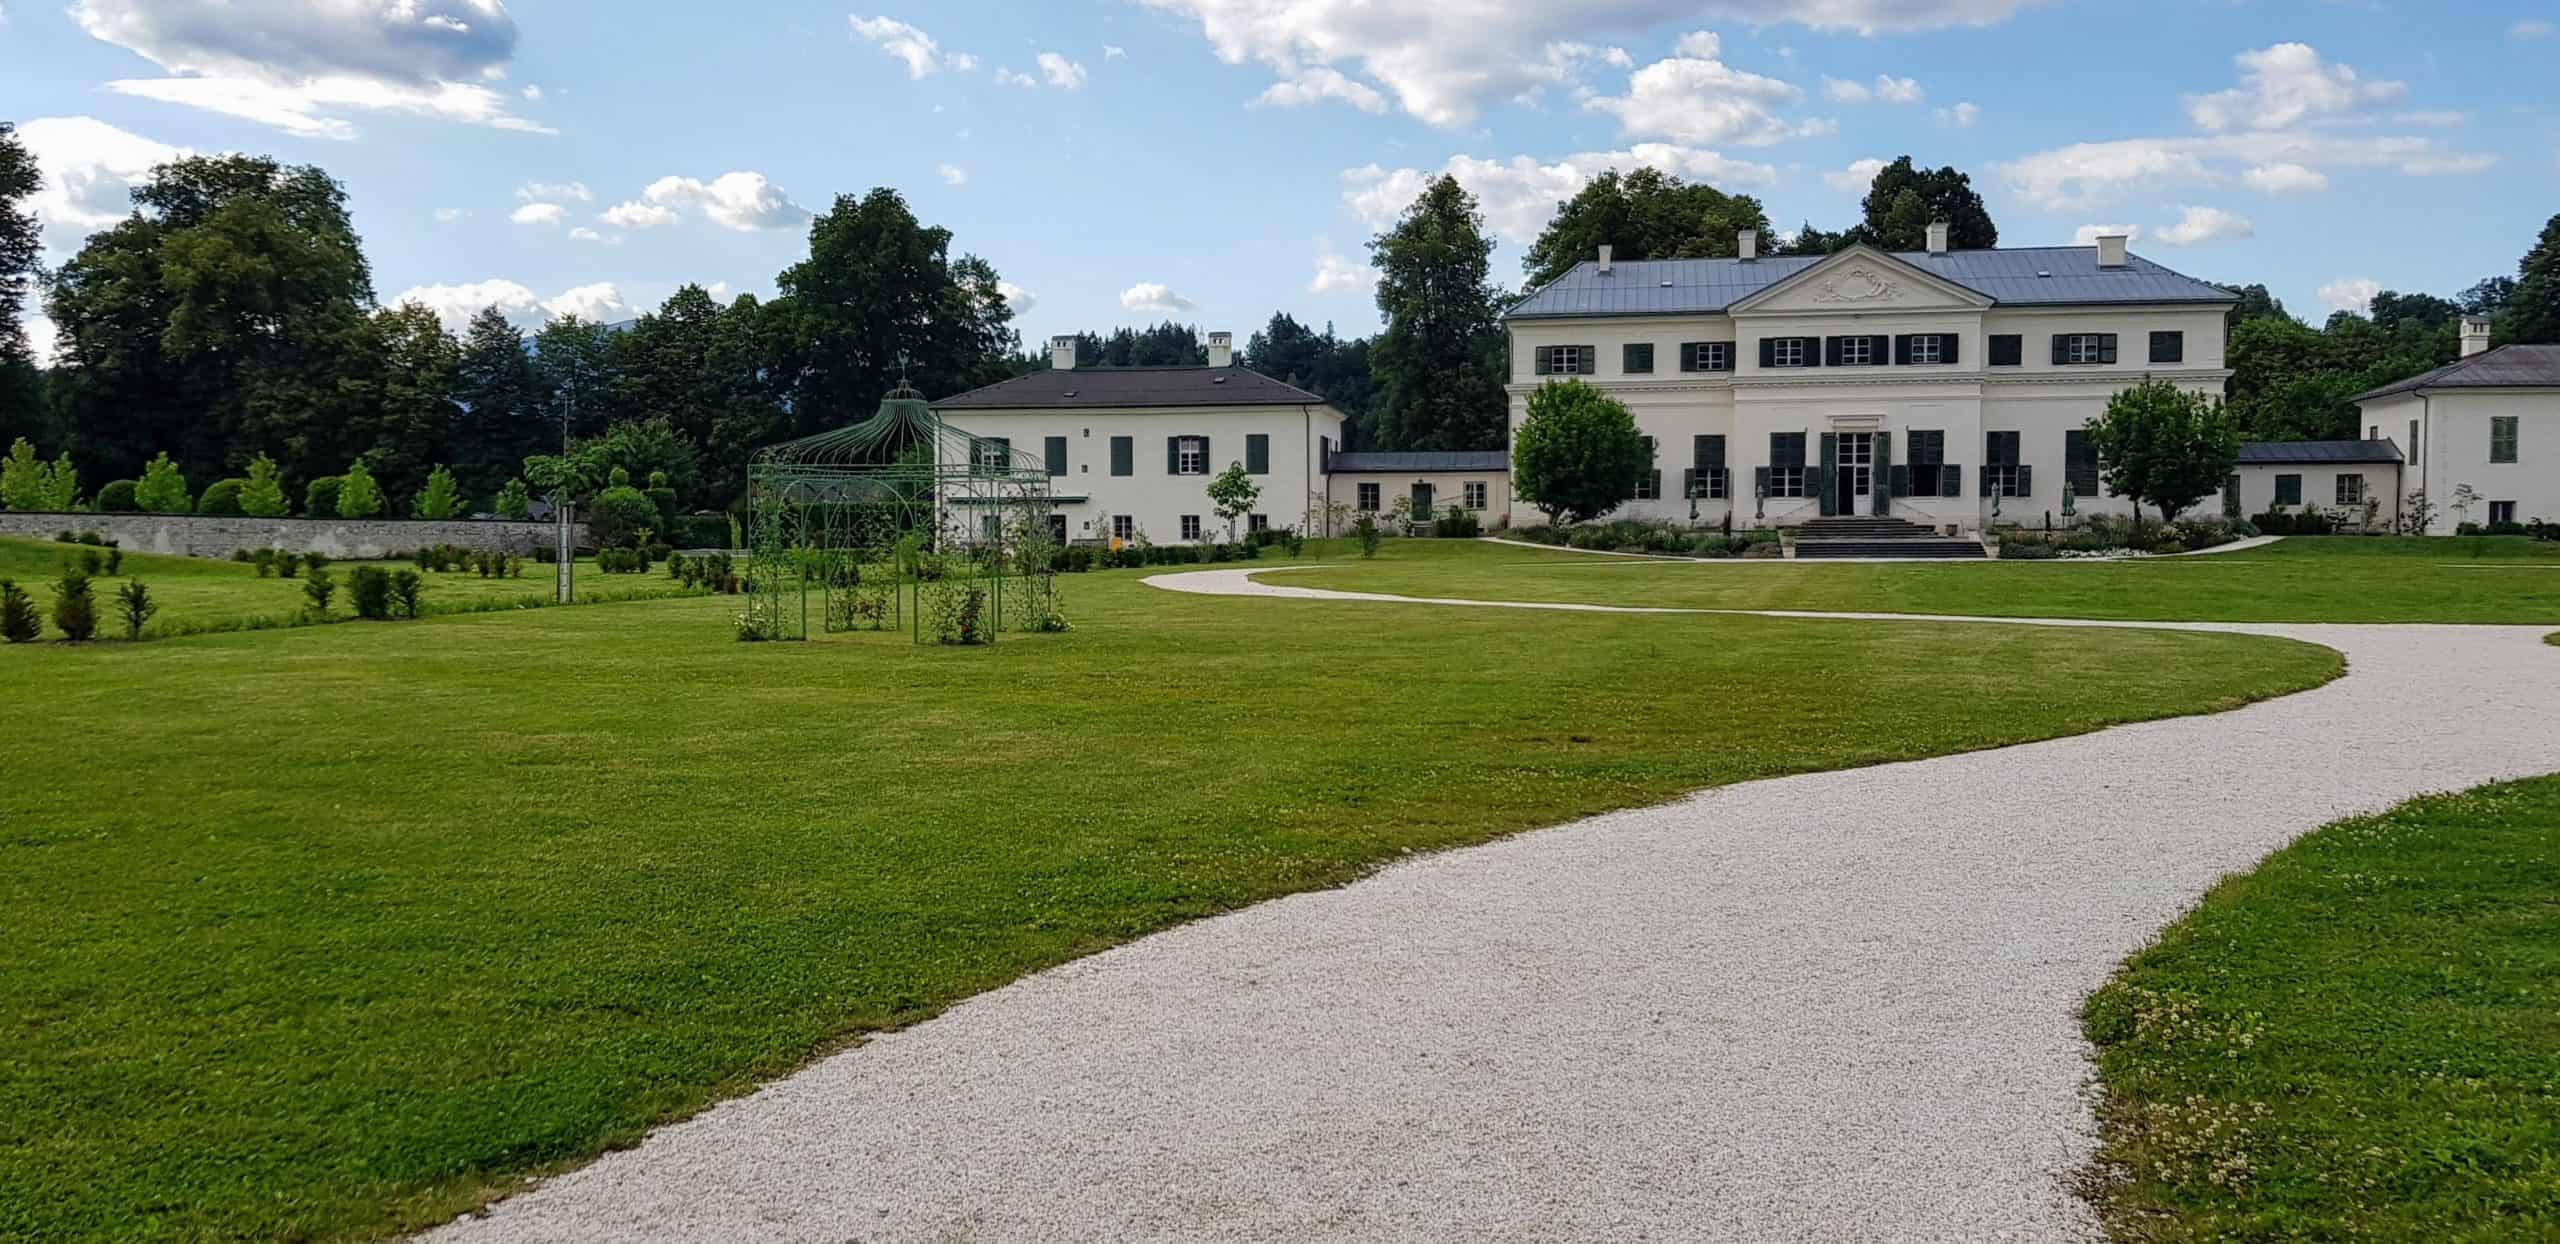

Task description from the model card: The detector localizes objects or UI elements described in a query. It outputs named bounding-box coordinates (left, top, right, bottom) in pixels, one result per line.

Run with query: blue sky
left=4, top=0, right=2554, bottom=358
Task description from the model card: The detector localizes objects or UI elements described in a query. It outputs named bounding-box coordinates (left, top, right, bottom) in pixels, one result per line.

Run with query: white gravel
left=425, top=571, right=2560, bottom=1243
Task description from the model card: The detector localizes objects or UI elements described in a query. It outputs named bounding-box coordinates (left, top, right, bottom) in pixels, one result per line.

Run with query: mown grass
left=0, top=537, right=699, bottom=640
left=1289, top=535, right=2560, bottom=624
left=2083, top=776, right=2560, bottom=1241
left=0, top=561, right=2338, bottom=1242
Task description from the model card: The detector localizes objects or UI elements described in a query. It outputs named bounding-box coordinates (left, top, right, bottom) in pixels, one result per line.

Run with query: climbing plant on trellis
left=742, top=382, right=1058, bottom=644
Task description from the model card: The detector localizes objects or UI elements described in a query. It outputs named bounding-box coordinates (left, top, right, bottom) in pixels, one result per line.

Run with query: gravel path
left=427, top=572, right=2560, bottom=1243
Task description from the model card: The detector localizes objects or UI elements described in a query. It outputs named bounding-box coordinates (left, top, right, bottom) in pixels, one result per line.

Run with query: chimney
left=1050, top=334, right=1078, bottom=371
left=1926, top=220, right=1950, bottom=255
left=1207, top=331, right=1234, bottom=368
left=1737, top=228, right=1758, bottom=261
left=2461, top=315, right=2493, bottom=358
left=2095, top=234, right=2129, bottom=269
left=1597, top=244, right=1614, bottom=274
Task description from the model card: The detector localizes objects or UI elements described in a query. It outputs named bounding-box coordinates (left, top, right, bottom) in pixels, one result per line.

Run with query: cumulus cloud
left=850, top=15, right=973, bottom=78
left=1310, top=241, right=1376, bottom=295
left=2184, top=42, right=2404, bottom=132
left=509, top=202, right=565, bottom=226
left=75, top=0, right=546, bottom=138
left=1342, top=143, right=1779, bottom=246
left=997, top=280, right=1036, bottom=316
left=435, top=207, right=464, bottom=223
left=391, top=278, right=632, bottom=334
left=2152, top=205, right=2252, bottom=246
left=1823, top=157, right=1886, bottom=192
left=641, top=172, right=811, bottom=231
left=1825, top=74, right=1921, bottom=104
left=2318, top=277, right=2381, bottom=315
left=994, top=68, right=1036, bottom=88
left=1037, top=52, right=1087, bottom=88
left=1139, top=0, right=2038, bottom=127
left=1583, top=34, right=1820, bottom=146
left=567, top=226, right=617, bottom=244
left=2516, top=18, right=2555, bottom=37
left=1934, top=100, right=1979, bottom=127
left=516, top=180, right=590, bottom=202
left=1254, top=67, right=1387, bottom=113
left=2071, top=224, right=2140, bottom=246
left=1120, top=282, right=1197, bottom=313
left=937, top=163, right=968, bottom=186
left=601, top=200, right=678, bottom=229
left=1104, top=44, right=1126, bottom=59
left=2240, top=161, right=2326, bottom=193
left=11, top=116, right=189, bottom=257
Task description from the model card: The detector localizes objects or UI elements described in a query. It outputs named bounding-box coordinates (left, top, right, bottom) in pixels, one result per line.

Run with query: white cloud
left=1120, top=282, right=1197, bottom=313
left=2071, top=224, right=2140, bottom=246
left=567, top=226, right=618, bottom=244
left=2399, top=152, right=2498, bottom=175
left=2152, top=205, right=2252, bottom=246
left=1104, top=44, right=1126, bottom=59
left=1342, top=143, right=1780, bottom=246
left=938, top=163, right=967, bottom=186
left=510, top=202, right=565, bottom=226
left=2511, top=17, right=2553, bottom=37
left=641, top=172, right=812, bottom=231
left=997, top=280, right=1036, bottom=316
left=1823, top=157, right=1886, bottom=192
left=521, top=83, right=542, bottom=101
left=1139, top=0, right=2039, bottom=127
left=1310, top=241, right=1376, bottom=294
left=12, top=116, right=189, bottom=257
left=1826, top=73, right=1921, bottom=104
left=602, top=200, right=678, bottom=229
left=2184, top=42, right=2404, bottom=132
left=850, top=15, right=973, bottom=78
left=1255, top=67, right=1387, bottom=113
left=434, top=207, right=464, bottom=223
left=74, top=0, right=545, bottom=138
left=1583, top=36, right=1817, bottom=146
left=516, top=180, right=591, bottom=203
left=994, top=68, right=1036, bottom=88
left=2001, top=131, right=2493, bottom=209
left=1822, top=76, right=1869, bottom=103
left=2318, top=277, right=2381, bottom=315
left=1934, top=100, right=1979, bottom=127
left=1872, top=74, right=1922, bottom=104
left=392, top=279, right=633, bottom=334
left=2240, top=161, right=2326, bottom=194
left=1037, top=52, right=1087, bottom=89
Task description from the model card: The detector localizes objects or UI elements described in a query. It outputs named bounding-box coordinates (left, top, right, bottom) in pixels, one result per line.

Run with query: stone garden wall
left=0, top=512, right=584, bottom=560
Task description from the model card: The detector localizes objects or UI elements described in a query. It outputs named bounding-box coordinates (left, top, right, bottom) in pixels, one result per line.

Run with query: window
left=1180, top=515, right=1203, bottom=541
left=1048, top=514, right=1069, bottom=544
left=1767, top=432, right=1808, bottom=498
left=2054, top=333, right=2118, bottom=365
left=2274, top=474, right=2302, bottom=507
left=1533, top=345, right=1596, bottom=375
left=1768, top=337, right=1809, bottom=368
left=1112, top=515, right=1135, bottom=542
left=1988, top=334, right=2023, bottom=367
left=1680, top=342, right=1732, bottom=372
left=2335, top=474, right=2366, bottom=506
left=2149, top=331, right=2184, bottom=364
left=1623, top=343, right=1655, bottom=374
left=1245, top=433, right=1270, bottom=475
left=1986, top=429, right=2026, bottom=497
left=1249, top=514, right=1270, bottom=533
left=1463, top=481, right=1488, bottom=510
left=1633, top=436, right=1659, bottom=500
left=1909, top=335, right=1943, bottom=365
left=981, top=514, right=1002, bottom=541
left=1691, top=435, right=1729, bottom=500
left=1044, top=435, right=1068, bottom=477
left=2491, top=415, right=2519, bottom=464
left=1110, top=436, right=1134, bottom=477
left=1838, top=335, right=1874, bottom=366
left=2490, top=500, right=2518, bottom=526
left=1906, top=430, right=1945, bottom=496
left=1356, top=482, right=1380, bottom=512
left=1175, top=436, right=1205, bottom=475
left=973, top=436, right=1009, bottom=474
left=2064, top=429, right=2100, bottom=497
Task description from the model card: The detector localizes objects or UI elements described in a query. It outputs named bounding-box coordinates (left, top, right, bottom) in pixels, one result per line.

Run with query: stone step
left=1793, top=539, right=1986, bottom=560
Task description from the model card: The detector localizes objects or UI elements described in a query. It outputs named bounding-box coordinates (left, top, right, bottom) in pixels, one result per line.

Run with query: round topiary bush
left=95, top=480, right=140, bottom=513
left=196, top=478, right=248, bottom=516
left=305, top=475, right=346, bottom=518
left=587, top=485, right=660, bottom=549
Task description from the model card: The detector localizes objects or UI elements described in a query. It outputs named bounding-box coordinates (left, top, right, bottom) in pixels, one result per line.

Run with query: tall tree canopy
left=1243, top=313, right=1377, bottom=444
left=1368, top=174, right=1508, bottom=452
left=2503, top=212, right=2560, bottom=344
left=1858, top=157, right=1998, bottom=251
left=1520, top=167, right=1771, bottom=287
left=450, top=307, right=546, bottom=500
left=0, top=123, right=42, bottom=449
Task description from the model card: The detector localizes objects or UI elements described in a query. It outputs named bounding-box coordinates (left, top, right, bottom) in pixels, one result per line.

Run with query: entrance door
left=1047, top=514, right=1069, bottom=544
left=1411, top=482, right=1435, bottom=521
left=1835, top=433, right=1874, bottom=507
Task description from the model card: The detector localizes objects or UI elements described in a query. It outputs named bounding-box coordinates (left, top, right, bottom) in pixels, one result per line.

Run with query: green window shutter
left=1891, top=464, right=1912, bottom=496
left=1705, top=436, right=1725, bottom=469
left=1942, top=335, right=1960, bottom=365
left=1167, top=437, right=1181, bottom=474
left=2017, top=464, right=2034, bottom=496
left=1817, top=433, right=1839, bottom=516
left=1893, top=334, right=1912, bottom=365
left=1758, top=338, right=1776, bottom=368
left=1200, top=436, right=1212, bottom=473
left=2098, top=334, right=2119, bottom=364
left=1045, top=436, right=1068, bottom=477
left=2051, top=335, right=2069, bottom=365
left=1246, top=434, right=1270, bottom=475
left=1111, top=436, right=1133, bottom=477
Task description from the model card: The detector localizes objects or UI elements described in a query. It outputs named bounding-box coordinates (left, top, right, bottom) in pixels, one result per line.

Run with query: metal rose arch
left=742, top=381, right=1063, bottom=644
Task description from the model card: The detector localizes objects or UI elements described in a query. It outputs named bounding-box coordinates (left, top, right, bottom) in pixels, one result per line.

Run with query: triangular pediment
left=1728, top=244, right=1993, bottom=316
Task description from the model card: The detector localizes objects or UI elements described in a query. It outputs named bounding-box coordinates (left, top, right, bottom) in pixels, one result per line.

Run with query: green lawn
left=0, top=561, right=2337, bottom=1242
left=1286, top=535, right=2560, bottom=624
left=0, top=537, right=699, bottom=640
left=2083, top=776, right=2560, bottom=1241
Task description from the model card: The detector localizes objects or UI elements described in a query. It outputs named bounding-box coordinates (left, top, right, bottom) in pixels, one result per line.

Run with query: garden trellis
left=742, top=381, right=1063, bottom=643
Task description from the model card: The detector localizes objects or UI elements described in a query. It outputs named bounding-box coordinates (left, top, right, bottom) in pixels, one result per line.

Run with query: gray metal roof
left=2236, top=440, right=2405, bottom=465
left=1327, top=451, right=1510, bottom=473
left=2355, top=344, right=2560, bottom=401
left=937, top=364, right=1330, bottom=411
left=1506, top=245, right=2238, bottom=319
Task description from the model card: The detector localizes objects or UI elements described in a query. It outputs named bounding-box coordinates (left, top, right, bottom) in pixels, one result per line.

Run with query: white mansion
left=1503, top=227, right=2237, bottom=535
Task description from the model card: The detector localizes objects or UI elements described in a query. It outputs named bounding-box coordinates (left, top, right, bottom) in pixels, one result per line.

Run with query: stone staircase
left=1792, top=516, right=1986, bottom=560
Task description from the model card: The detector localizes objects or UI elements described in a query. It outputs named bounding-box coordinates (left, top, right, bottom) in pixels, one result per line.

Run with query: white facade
left=1326, top=469, right=1514, bottom=529
left=2234, top=460, right=2404, bottom=530
left=2360, top=384, right=2558, bottom=533
left=1506, top=244, right=2233, bottom=534
left=933, top=403, right=1346, bottom=545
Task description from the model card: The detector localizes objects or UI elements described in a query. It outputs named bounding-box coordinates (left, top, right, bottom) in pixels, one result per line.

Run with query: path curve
left=1473, top=533, right=2283, bottom=562
left=427, top=571, right=2560, bottom=1244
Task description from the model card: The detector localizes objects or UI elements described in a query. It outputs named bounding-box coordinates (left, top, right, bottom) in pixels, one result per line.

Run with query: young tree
left=1520, top=167, right=1771, bottom=287
left=1369, top=175, right=1508, bottom=451
left=1859, top=157, right=1998, bottom=250
left=51, top=569, right=96, bottom=643
left=115, top=580, right=157, bottom=639
left=412, top=464, right=461, bottom=520
left=2083, top=380, right=2241, bottom=529
left=494, top=478, right=533, bottom=520
left=134, top=452, right=192, bottom=513
left=336, top=460, right=384, bottom=518
left=1205, top=462, right=1261, bottom=542
left=239, top=454, right=290, bottom=517
left=2502, top=211, right=2560, bottom=344
left=0, top=577, right=37, bottom=642
left=1511, top=379, right=1647, bottom=526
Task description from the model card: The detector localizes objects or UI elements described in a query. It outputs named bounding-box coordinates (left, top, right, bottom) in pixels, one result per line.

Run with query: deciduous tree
left=2084, top=381, right=2240, bottom=529
left=1859, top=157, right=1997, bottom=250
left=1512, top=380, right=1646, bottom=526
left=2502, top=212, right=2560, bottom=344
left=336, top=460, right=384, bottom=519
left=1520, top=167, right=1770, bottom=287
left=1368, top=175, right=1507, bottom=452
left=239, top=454, right=289, bottom=517
left=134, top=452, right=190, bottom=513
left=1205, top=462, right=1259, bottom=542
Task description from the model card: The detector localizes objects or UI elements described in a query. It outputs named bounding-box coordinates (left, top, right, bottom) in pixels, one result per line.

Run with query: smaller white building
left=2354, top=321, right=2560, bottom=533
left=1323, top=452, right=1514, bottom=530
left=2233, top=440, right=2405, bottom=531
